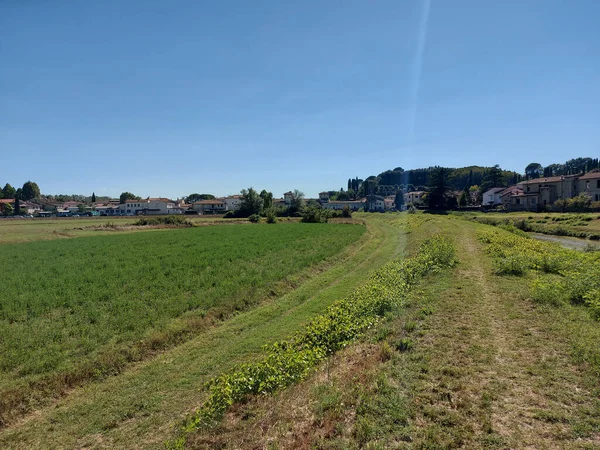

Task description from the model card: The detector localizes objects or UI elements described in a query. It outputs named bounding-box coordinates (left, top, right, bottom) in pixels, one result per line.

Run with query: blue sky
left=1, top=0, right=598, bottom=198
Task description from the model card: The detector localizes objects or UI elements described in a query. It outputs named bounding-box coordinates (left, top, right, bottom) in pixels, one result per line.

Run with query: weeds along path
left=409, top=220, right=599, bottom=448
left=0, top=216, right=408, bottom=449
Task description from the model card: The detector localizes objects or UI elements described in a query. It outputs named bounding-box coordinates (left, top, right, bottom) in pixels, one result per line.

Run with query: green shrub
left=265, top=210, right=277, bottom=224
left=583, top=290, right=600, bottom=320
left=301, top=206, right=330, bottom=223
left=341, top=205, right=352, bottom=218
left=494, top=255, right=527, bottom=276
left=248, top=214, right=261, bottom=223
left=396, top=338, right=413, bottom=352
left=530, top=278, right=568, bottom=307
left=223, top=211, right=235, bottom=218
left=133, top=215, right=193, bottom=227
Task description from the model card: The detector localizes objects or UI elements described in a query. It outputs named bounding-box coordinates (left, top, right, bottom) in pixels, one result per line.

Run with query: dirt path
left=411, top=222, right=599, bottom=448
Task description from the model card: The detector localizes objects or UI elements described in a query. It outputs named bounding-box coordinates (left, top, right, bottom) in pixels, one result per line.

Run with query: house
left=384, top=197, right=395, bottom=211
left=507, top=193, right=539, bottom=211
left=283, top=191, right=294, bottom=205
left=579, top=172, right=600, bottom=202
left=405, top=191, right=426, bottom=206
left=517, top=175, right=579, bottom=208
left=499, top=186, right=523, bottom=209
left=322, top=200, right=365, bottom=211
left=366, top=195, right=385, bottom=212
left=224, top=195, right=243, bottom=211
left=318, top=192, right=330, bottom=203
left=192, top=199, right=227, bottom=214
left=20, top=202, right=43, bottom=215
left=146, top=198, right=182, bottom=215
left=482, top=188, right=505, bottom=207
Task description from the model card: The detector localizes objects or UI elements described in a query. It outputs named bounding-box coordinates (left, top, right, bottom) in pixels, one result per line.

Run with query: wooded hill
left=349, top=156, right=599, bottom=197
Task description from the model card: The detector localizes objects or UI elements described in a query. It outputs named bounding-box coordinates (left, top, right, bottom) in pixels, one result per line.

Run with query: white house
left=366, top=195, right=385, bottom=212
left=322, top=200, right=365, bottom=211
left=147, top=198, right=182, bottom=215
left=224, top=195, right=242, bottom=211
left=405, top=191, right=426, bottom=206
left=482, top=188, right=505, bottom=207
left=192, top=199, right=227, bottom=214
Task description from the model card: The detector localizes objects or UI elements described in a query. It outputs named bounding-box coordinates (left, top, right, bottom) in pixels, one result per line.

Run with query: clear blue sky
left=1, top=0, right=599, bottom=198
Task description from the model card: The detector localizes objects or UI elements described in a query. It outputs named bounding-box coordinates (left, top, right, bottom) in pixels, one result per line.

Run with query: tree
left=186, top=193, right=215, bottom=203
left=119, top=192, right=140, bottom=204
left=288, top=190, right=305, bottom=215
left=459, top=191, right=468, bottom=207
left=21, top=181, right=40, bottom=201
left=259, top=190, right=273, bottom=210
left=427, top=167, right=453, bottom=210
left=14, top=189, right=21, bottom=215
left=347, top=179, right=352, bottom=191
left=525, top=163, right=543, bottom=180
left=394, top=190, right=405, bottom=210
left=480, top=165, right=504, bottom=194
left=2, top=202, right=13, bottom=216
left=91, top=192, right=97, bottom=203
left=238, top=187, right=263, bottom=217
left=567, top=194, right=592, bottom=212
left=2, top=183, right=16, bottom=199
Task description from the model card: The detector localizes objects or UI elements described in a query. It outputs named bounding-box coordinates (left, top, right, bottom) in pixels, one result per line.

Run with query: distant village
left=0, top=169, right=600, bottom=217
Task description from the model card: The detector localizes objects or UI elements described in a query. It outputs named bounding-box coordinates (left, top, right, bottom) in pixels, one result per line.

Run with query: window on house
left=516, top=198, right=520, bottom=205
left=597, top=180, right=600, bottom=189
left=527, top=186, right=530, bottom=192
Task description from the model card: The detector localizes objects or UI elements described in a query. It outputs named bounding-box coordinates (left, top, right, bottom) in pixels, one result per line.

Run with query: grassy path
left=190, top=217, right=600, bottom=449
left=0, top=215, right=408, bottom=448
left=408, top=221, right=600, bottom=448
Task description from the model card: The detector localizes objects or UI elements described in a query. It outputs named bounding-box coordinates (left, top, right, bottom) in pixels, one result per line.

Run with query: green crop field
left=0, top=222, right=364, bottom=424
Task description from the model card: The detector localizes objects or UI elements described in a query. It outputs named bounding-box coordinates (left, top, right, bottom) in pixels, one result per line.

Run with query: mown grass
left=0, top=222, right=364, bottom=425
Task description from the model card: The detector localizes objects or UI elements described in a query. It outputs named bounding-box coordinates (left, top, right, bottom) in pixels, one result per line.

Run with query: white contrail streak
left=408, top=0, right=432, bottom=139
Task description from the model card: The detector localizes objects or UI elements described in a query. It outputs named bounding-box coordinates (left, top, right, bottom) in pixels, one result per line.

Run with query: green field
left=0, top=222, right=364, bottom=424
left=2, top=213, right=600, bottom=449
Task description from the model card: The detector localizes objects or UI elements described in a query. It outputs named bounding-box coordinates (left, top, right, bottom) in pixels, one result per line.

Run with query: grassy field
left=0, top=222, right=364, bottom=425
left=3, top=213, right=600, bottom=449
left=0, top=216, right=235, bottom=244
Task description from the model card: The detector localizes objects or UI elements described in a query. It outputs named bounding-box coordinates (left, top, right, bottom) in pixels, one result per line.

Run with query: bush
left=248, top=214, right=261, bottom=223
left=223, top=211, right=235, bottom=218
left=133, top=215, right=193, bottom=227
left=407, top=205, right=417, bottom=214
left=265, top=210, right=277, bottom=224
left=301, top=206, right=329, bottom=223
left=341, top=205, right=352, bottom=218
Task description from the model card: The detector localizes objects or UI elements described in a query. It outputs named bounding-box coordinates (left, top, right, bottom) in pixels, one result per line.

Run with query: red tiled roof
left=520, top=174, right=579, bottom=184
left=579, top=171, right=600, bottom=180
left=0, top=199, right=14, bottom=204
